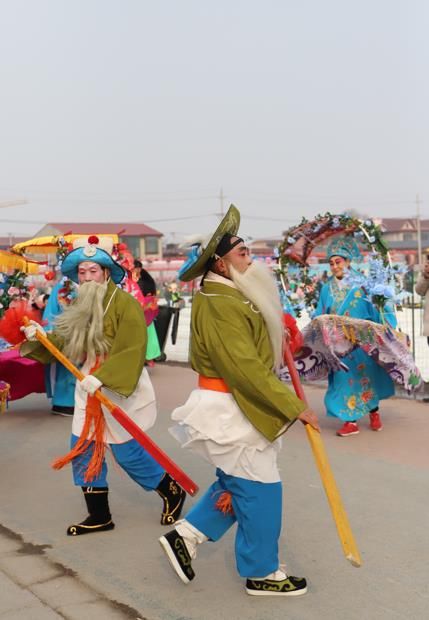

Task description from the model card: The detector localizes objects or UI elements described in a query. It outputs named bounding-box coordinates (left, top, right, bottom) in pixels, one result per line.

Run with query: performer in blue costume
left=43, top=280, right=76, bottom=416
left=313, top=237, right=396, bottom=436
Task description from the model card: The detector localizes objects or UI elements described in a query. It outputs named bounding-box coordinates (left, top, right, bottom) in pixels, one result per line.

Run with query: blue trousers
left=186, top=468, right=282, bottom=578
left=70, top=434, right=165, bottom=490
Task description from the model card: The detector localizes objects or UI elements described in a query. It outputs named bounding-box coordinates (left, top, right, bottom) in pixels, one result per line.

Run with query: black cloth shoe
left=246, top=575, right=307, bottom=596
left=156, top=474, right=186, bottom=525
left=51, top=405, right=74, bottom=417
left=159, top=530, right=195, bottom=584
left=67, top=486, right=115, bottom=536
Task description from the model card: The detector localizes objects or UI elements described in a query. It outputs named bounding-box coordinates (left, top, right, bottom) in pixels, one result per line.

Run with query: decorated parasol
left=12, top=233, right=119, bottom=257
left=0, top=250, right=43, bottom=275
left=279, top=212, right=388, bottom=267
left=276, top=212, right=390, bottom=314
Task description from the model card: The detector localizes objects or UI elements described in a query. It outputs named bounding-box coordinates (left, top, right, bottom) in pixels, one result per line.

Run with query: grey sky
left=0, top=0, right=427, bottom=242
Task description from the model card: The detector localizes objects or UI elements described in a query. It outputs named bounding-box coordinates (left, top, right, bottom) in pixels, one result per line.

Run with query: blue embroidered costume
left=314, top=238, right=396, bottom=423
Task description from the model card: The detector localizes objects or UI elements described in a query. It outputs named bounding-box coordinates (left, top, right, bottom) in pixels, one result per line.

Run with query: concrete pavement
left=0, top=364, right=428, bottom=619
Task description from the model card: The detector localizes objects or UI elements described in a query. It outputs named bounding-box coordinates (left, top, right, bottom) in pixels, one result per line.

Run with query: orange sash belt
left=198, top=375, right=230, bottom=393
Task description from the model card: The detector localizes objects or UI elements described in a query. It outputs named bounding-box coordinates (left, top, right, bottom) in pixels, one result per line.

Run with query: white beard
left=54, top=280, right=109, bottom=367
left=230, top=262, right=283, bottom=370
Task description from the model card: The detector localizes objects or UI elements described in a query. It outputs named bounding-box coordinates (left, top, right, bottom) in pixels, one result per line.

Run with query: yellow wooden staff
left=284, top=345, right=362, bottom=567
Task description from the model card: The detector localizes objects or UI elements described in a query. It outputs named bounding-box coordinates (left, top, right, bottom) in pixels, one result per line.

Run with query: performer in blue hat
left=21, top=234, right=186, bottom=534
left=313, top=237, right=396, bottom=436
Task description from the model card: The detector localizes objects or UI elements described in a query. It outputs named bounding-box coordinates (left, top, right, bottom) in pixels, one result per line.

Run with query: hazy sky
left=0, top=0, right=427, bottom=242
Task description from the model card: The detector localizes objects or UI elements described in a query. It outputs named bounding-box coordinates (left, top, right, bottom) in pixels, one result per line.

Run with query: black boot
left=67, top=486, right=115, bottom=536
left=156, top=474, right=186, bottom=525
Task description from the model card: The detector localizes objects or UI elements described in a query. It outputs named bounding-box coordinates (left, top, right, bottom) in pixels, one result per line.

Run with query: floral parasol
left=276, top=212, right=390, bottom=314
left=279, top=212, right=388, bottom=266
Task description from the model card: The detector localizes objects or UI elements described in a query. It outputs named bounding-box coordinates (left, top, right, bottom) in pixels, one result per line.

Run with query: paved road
left=0, top=364, right=428, bottom=619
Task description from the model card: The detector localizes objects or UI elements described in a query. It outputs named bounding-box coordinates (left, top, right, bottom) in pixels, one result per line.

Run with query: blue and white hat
left=61, top=235, right=126, bottom=284
left=326, top=237, right=360, bottom=261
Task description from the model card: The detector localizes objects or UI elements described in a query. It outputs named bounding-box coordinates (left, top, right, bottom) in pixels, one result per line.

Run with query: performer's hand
left=79, top=375, right=103, bottom=395
left=20, top=320, right=46, bottom=341
left=298, top=408, right=320, bottom=431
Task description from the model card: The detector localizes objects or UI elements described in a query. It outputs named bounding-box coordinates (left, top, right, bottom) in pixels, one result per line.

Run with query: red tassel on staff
left=21, top=316, right=199, bottom=496
left=52, top=363, right=107, bottom=483
left=52, top=394, right=107, bottom=482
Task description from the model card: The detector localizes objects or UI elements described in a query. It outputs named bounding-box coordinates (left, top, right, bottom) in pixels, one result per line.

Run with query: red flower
left=88, top=235, right=99, bottom=245
left=361, top=390, right=374, bottom=403
left=44, top=271, right=55, bottom=281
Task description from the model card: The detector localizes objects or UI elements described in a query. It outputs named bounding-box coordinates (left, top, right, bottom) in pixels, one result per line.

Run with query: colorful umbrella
left=12, top=233, right=119, bottom=256
left=0, top=250, right=43, bottom=274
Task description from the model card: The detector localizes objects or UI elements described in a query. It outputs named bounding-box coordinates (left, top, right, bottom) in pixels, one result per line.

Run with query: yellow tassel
left=0, top=382, right=10, bottom=414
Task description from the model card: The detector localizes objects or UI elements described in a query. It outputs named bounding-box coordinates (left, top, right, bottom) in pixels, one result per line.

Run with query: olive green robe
left=190, top=280, right=306, bottom=442
left=22, top=280, right=147, bottom=397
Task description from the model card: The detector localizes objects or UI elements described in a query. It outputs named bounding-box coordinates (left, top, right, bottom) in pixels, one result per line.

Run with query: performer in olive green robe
left=160, top=206, right=319, bottom=596
left=21, top=235, right=186, bottom=535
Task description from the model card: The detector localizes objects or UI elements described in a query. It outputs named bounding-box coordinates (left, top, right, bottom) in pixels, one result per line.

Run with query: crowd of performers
left=0, top=206, right=420, bottom=598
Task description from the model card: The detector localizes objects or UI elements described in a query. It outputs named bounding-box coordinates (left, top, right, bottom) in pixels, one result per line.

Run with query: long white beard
left=230, top=262, right=283, bottom=370
left=54, top=280, right=109, bottom=367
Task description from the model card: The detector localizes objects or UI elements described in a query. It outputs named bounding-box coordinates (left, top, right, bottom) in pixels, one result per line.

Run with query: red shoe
left=336, top=422, right=359, bottom=437
left=369, top=411, right=383, bottom=431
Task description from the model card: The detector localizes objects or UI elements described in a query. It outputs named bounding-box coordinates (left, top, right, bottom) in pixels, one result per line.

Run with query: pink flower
left=7, top=287, right=20, bottom=296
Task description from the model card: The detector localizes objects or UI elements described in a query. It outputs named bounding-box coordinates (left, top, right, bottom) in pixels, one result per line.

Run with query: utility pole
left=416, top=193, right=422, bottom=267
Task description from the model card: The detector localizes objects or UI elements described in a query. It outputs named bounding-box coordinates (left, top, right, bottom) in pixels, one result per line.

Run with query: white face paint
left=77, top=261, right=107, bottom=284
left=329, top=255, right=350, bottom=279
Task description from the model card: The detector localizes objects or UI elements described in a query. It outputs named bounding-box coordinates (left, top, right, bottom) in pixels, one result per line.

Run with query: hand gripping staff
left=23, top=317, right=199, bottom=496
left=283, top=344, right=362, bottom=567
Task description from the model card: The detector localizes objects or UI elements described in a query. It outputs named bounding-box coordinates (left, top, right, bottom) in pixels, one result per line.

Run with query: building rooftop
left=378, top=218, right=429, bottom=232
left=0, top=236, right=29, bottom=247
left=41, top=222, right=163, bottom=237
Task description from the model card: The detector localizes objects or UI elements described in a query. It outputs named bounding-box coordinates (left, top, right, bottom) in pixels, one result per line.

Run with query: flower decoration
left=276, top=212, right=390, bottom=314
left=347, top=395, right=356, bottom=410
left=44, top=271, right=55, bottom=281
left=57, top=276, right=77, bottom=305
left=344, top=255, right=406, bottom=318
left=0, top=270, right=30, bottom=318
left=55, top=236, right=74, bottom=269
left=88, top=235, right=99, bottom=245
left=113, top=242, right=135, bottom=272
